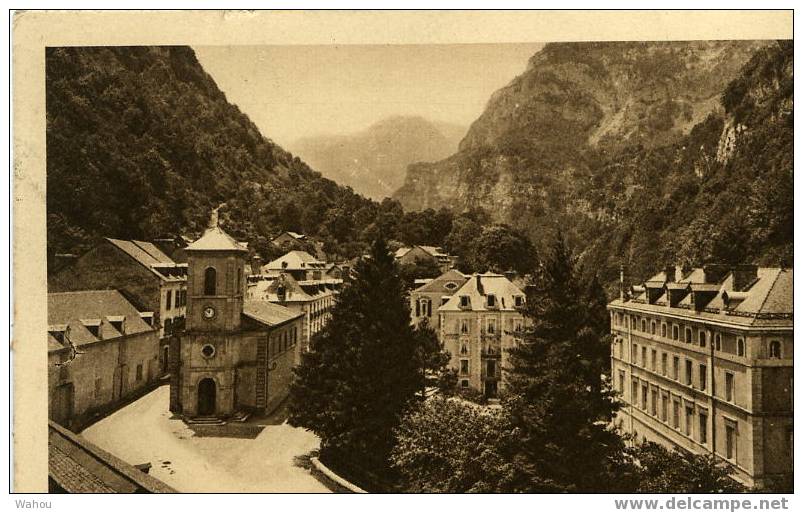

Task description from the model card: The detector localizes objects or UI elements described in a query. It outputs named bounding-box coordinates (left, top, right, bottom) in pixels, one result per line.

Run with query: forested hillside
left=46, top=46, right=385, bottom=264
left=395, top=41, right=792, bottom=286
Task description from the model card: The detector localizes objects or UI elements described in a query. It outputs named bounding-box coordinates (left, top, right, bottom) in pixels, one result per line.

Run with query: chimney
left=731, top=264, right=758, bottom=292
left=277, top=285, right=287, bottom=303
left=251, top=255, right=262, bottom=275
left=619, top=264, right=626, bottom=301
left=476, top=274, right=484, bottom=295
left=703, top=263, right=729, bottom=284
left=664, top=264, right=676, bottom=283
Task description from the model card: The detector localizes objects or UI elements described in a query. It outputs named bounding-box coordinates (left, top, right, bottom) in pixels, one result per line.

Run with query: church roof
left=243, top=300, right=304, bottom=328
left=185, top=226, right=248, bottom=253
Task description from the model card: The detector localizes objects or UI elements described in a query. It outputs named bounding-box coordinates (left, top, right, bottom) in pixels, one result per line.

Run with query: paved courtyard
left=81, top=385, right=331, bottom=492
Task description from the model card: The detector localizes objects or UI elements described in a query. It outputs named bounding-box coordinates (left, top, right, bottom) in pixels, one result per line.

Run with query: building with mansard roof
left=410, top=269, right=469, bottom=330
left=49, top=237, right=188, bottom=347
left=47, top=290, right=161, bottom=430
left=394, top=245, right=455, bottom=273
left=170, top=223, right=303, bottom=419
left=608, top=264, right=793, bottom=488
left=438, top=272, right=528, bottom=398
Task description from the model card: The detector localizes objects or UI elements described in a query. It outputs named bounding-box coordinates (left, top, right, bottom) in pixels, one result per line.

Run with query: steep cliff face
left=395, top=41, right=766, bottom=217
left=396, top=40, right=792, bottom=285
left=290, top=116, right=464, bottom=200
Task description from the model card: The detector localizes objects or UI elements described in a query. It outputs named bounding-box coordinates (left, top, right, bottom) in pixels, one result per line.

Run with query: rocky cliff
left=395, top=40, right=792, bottom=284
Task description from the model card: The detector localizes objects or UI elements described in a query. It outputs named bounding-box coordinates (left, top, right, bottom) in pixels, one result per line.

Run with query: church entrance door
left=197, top=378, right=216, bottom=416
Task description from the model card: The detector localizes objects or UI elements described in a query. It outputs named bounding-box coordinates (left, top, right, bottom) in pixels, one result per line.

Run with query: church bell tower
left=170, top=211, right=248, bottom=418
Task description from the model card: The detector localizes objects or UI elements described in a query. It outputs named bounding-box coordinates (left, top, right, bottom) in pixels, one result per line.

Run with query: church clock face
left=203, top=306, right=216, bottom=320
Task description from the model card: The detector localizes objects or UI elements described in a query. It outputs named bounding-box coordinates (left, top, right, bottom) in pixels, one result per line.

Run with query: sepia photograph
left=9, top=8, right=796, bottom=502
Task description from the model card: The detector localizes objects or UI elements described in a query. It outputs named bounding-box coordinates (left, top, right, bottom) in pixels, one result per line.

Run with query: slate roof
left=413, top=269, right=470, bottom=295
left=395, top=245, right=450, bottom=260
left=610, top=266, right=793, bottom=328
left=106, top=238, right=187, bottom=282
left=185, top=225, right=248, bottom=253
left=439, top=273, right=526, bottom=312
left=249, top=272, right=338, bottom=303
left=49, top=421, right=175, bottom=493
left=48, top=290, right=155, bottom=350
left=242, top=300, right=304, bottom=328
left=264, top=250, right=326, bottom=271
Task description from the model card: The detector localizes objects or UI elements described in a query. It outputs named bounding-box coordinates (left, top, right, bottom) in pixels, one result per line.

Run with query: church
left=168, top=221, right=304, bottom=419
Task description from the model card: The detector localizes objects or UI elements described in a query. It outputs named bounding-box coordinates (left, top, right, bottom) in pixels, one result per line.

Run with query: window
left=632, top=344, right=637, bottom=362
left=204, top=267, right=217, bottom=295
left=672, top=325, right=679, bottom=341
left=685, top=360, right=693, bottom=386
left=651, top=349, right=657, bottom=371
left=86, top=324, right=100, bottom=338
left=699, top=364, right=707, bottom=390
left=769, top=340, right=782, bottom=358
left=699, top=330, right=706, bottom=348
left=460, top=296, right=470, bottom=308
left=514, top=296, right=524, bottom=308
left=651, top=321, right=656, bottom=335
left=237, top=268, right=242, bottom=293
left=641, top=347, right=647, bottom=367
left=726, top=423, right=737, bottom=461
left=94, top=378, right=103, bottom=400
left=136, top=364, right=143, bottom=381
left=460, top=319, right=469, bottom=334
left=651, top=389, right=658, bottom=416
left=661, top=394, right=668, bottom=422
left=673, top=400, right=680, bottom=428
left=460, top=343, right=468, bottom=355
left=714, top=333, right=722, bottom=351
left=618, top=371, right=625, bottom=393
left=487, top=319, right=496, bottom=334
left=661, top=323, right=667, bottom=338
left=661, top=353, right=667, bottom=375
left=699, top=411, right=708, bottom=444
left=641, top=319, right=647, bottom=332
left=641, top=384, right=648, bottom=410
left=685, top=328, right=693, bottom=344
left=415, top=300, right=420, bottom=317
left=487, top=294, right=497, bottom=308
left=166, top=290, right=172, bottom=310
left=487, top=360, right=496, bottom=377
left=460, top=359, right=469, bottom=375
left=737, top=338, right=745, bottom=357
left=461, top=380, right=469, bottom=388
left=725, top=372, right=734, bottom=402
left=632, top=380, right=638, bottom=404
left=685, top=405, right=694, bottom=436
left=673, top=356, right=680, bottom=380
left=201, top=344, right=215, bottom=358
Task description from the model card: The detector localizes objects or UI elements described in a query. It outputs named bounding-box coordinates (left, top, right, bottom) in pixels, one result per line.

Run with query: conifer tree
left=288, top=236, right=433, bottom=481
left=504, top=234, right=628, bottom=492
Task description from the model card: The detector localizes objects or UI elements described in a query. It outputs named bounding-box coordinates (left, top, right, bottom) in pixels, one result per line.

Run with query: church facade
left=169, top=224, right=303, bottom=419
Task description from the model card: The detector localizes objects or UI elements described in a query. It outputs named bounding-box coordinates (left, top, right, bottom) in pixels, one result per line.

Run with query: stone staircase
left=185, top=416, right=225, bottom=426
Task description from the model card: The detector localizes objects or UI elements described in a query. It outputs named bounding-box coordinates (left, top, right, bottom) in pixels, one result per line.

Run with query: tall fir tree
left=503, top=234, right=629, bottom=492
left=288, top=236, right=433, bottom=483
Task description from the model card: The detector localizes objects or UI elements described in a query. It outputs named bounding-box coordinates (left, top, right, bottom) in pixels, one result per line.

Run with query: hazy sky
left=193, top=43, right=544, bottom=148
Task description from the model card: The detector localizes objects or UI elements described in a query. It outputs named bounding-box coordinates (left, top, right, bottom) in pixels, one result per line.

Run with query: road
left=81, top=385, right=331, bottom=492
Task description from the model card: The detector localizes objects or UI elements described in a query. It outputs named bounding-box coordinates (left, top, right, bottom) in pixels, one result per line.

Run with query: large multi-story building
left=247, top=272, right=339, bottom=357
left=438, top=273, right=527, bottom=398
left=48, top=290, right=161, bottom=430
left=170, top=222, right=304, bottom=419
left=608, top=264, right=793, bottom=488
left=410, top=269, right=469, bottom=330
left=49, top=238, right=188, bottom=347
left=263, top=250, right=329, bottom=281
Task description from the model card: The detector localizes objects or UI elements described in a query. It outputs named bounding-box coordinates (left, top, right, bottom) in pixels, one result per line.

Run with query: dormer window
left=514, top=296, right=524, bottom=308
left=81, top=319, right=101, bottom=338
left=460, top=295, right=470, bottom=308
left=108, top=315, right=125, bottom=335
left=444, top=282, right=458, bottom=291
left=486, top=294, right=497, bottom=308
